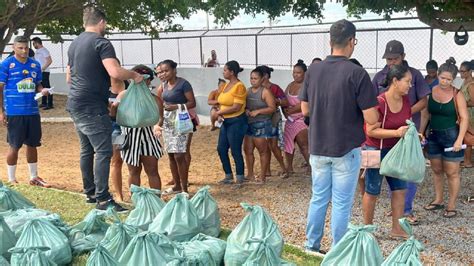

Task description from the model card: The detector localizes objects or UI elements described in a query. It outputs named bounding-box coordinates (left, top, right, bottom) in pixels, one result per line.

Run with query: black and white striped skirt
left=120, top=126, right=164, bottom=167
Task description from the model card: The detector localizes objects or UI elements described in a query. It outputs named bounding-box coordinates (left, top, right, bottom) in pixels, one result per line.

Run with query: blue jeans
left=70, top=112, right=113, bottom=201
left=217, top=114, right=248, bottom=178
left=306, top=147, right=361, bottom=251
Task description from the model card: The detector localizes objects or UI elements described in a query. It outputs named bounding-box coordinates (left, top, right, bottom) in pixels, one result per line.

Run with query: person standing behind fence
left=205, top=50, right=220, bottom=67
left=66, top=6, right=143, bottom=212
left=32, top=37, right=53, bottom=110
left=244, top=67, right=276, bottom=185
left=257, top=65, right=289, bottom=179
left=0, top=36, right=51, bottom=187
left=459, top=60, right=474, bottom=168
left=425, top=60, right=439, bottom=91
left=283, top=60, right=310, bottom=175
left=300, top=20, right=379, bottom=253
left=214, top=60, right=248, bottom=187
left=420, top=58, right=468, bottom=218
left=372, top=40, right=430, bottom=225
left=119, top=65, right=164, bottom=190
left=157, top=59, right=196, bottom=194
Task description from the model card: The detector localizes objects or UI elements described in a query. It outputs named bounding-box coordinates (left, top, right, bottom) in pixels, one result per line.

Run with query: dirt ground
left=1, top=95, right=473, bottom=264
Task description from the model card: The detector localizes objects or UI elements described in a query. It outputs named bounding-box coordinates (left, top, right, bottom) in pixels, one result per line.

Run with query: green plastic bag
left=69, top=209, right=113, bottom=255
left=382, top=218, right=424, bottom=266
left=321, top=224, right=383, bottom=266
left=0, top=186, right=35, bottom=212
left=14, top=219, right=72, bottom=265
left=149, top=193, right=202, bottom=242
left=116, top=77, right=159, bottom=128
left=9, top=247, right=56, bottom=266
left=100, top=221, right=138, bottom=260
left=176, top=233, right=227, bottom=266
left=380, top=120, right=425, bottom=183
left=190, top=186, right=221, bottom=237
left=224, top=203, right=284, bottom=266
left=1, top=209, right=68, bottom=237
left=86, top=244, right=118, bottom=266
left=118, top=232, right=174, bottom=265
left=243, top=238, right=295, bottom=266
left=0, top=255, right=8, bottom=266
left=125, top=185, right=165, bottom=230
left=0, top=216, right=16, bottom=259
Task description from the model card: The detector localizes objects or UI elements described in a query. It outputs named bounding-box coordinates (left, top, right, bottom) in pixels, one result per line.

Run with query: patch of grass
left=8, top=184, right=321, bottom=266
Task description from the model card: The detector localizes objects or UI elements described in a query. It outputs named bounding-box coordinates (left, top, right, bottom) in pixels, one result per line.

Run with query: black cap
left=330, top=19, right=356, bottom=46
left=383, top=40, right=404, bottom=59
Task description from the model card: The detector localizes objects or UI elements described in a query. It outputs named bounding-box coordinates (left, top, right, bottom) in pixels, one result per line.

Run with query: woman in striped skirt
left=119, top=65, right=164, bottom=190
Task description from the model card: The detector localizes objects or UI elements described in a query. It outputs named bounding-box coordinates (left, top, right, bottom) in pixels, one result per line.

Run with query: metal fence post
left=375, top=30, right=379, bottom=72
left=255, top=35, right=258, bottom=66
left=150, top=38, right=154, bottom=65
left=199, top=36, right=203, bottom=67
left=177, top=39, right=181, bottom=66
left=61, top=42, right=64, bottom=72
left=120, top=40, right=124, bottom=66
left=226, top=36, right=229, bottom=62
left=290, top=34, right=293, bottom=68
left=429, top=28, right=434, bottom=60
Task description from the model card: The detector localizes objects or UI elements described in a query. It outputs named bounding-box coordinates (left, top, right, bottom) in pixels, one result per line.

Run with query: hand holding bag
left=175, top=104, right=194, bottom=134
left=360, top=97, right=388, bottom=169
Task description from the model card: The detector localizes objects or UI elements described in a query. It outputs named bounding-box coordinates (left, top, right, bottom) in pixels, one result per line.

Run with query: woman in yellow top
left=212, top=60, right=248, bottom=186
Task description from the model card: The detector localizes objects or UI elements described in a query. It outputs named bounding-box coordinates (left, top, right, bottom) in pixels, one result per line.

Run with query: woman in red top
left=362, top=64, right=412, bottom=238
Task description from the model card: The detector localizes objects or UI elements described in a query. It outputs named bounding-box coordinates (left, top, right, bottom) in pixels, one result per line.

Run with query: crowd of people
left=0, top=6, right=472, bottom=255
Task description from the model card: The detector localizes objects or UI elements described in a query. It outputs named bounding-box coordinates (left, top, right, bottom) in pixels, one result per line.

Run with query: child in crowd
left=208, top=78, right=226, bottom=131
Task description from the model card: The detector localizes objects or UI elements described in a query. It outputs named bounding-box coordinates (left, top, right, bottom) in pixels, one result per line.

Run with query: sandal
left=443, top=209, right=458, bottom=218
left=405, top=214, right=420, bottom=225
left=423, top=201, right=444, bottom=211
left=389, top=234, right=409, bottom=241
left=162, top=187, right=182, bottom=195
left=251, top=178, right=266, bottom=185
left=462, top=196, right=474, bottom=204
left=280, top=172, right=289, bottom=179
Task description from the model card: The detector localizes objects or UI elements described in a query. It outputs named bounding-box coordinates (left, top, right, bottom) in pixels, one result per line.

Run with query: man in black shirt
left=66, top=6, right=143, bottom=212
left=299, top=19, right=379, bottom=253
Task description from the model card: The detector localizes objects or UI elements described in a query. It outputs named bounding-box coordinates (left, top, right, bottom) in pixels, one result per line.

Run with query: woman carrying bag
left=362, top=64, right=412, bottom=239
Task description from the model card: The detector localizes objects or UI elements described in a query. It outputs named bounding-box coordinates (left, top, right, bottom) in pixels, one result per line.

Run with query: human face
left=13, top=42, right=29, bottom=61
left=438, top=71, right=454, bottom=89
left=250, top=72, right=263, bottom=88
left=459, top=66, right=472, bottom=80
left=393, top=71, right=412, bottom=96
left=32, top=42, right=40, bottom=49
left=223, top=65, right=233, bottom=80
left=426, top=69, right=437, bottom=79
left=292, top=66, right=305, bottom=83
left=155, top=65, right=164, bottom=81
left=386, top=54, right=404, bottom=68
left=160, top=63, right=176, bottom=81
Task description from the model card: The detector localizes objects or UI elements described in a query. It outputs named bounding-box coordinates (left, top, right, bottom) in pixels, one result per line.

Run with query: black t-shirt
left=66, top=32, right=117, bottom=115
left=299, top=56, right=377, bottom=157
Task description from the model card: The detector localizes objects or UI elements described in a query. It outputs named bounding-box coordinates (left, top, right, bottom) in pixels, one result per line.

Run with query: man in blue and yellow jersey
left=0, top=36, right=51, bottom=187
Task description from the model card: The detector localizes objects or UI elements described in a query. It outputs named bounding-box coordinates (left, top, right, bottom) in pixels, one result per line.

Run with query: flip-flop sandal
left=443, top=209, right=458, bottom=218
left=462, top=196, right=474, bottom=204
left=280, top=172, right=289, bottom=179
left=405, top=214, right=420, bottom=225
left=389, top=234, right=409, bottom=241
left=162, top=187, right=182, bottom=195
left=423, top=202, right=444, bottom=211
left=251, top=178, right=266, bottom=185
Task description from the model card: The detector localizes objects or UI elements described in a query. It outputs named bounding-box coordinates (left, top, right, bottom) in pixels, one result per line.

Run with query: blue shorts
left=7, top=115, right=42, bottom=149
left=364, top=146, right=407, bottom=196
left=111, top=121, right=122, bottom=139
left=427, top=127, right=464, bottom=162
left=246, top=120, right=273, bottom=138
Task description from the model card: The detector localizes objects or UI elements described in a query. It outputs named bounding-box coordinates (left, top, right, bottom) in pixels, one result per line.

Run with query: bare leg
left=268, top=138, right=287, bottom=176
left=168, top=153, right=181, bottom=191
left=254, top=138, right=270, bottom=181
left=443, top=160, right=461, bottom=212
left=174, top=153, right=188, bottom=193
left=295, top=128, right=310, bottom=164
left=141, top=156, right=161, bottom=190
left=391, top=190, right=407, bottom=236
left=244, top=136, right=255, bottom=179
left=285, top=152, right=294, bottom=173
left=362, top=192, right=377, bottom=224
left=358, top=170, right=365, bottom=197
left=463, top=146, right=472, bottom=167
left=110, top=148, right=123, bottom=201
left=25, top=146, right=38, bottom=163
left=127, top=163, right=142, bottom=188
left=429, top=158, right=445, bottom=205
left=7, top=147, right=19, bottom=166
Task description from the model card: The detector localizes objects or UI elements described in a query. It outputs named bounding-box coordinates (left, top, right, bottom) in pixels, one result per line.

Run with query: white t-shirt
left=34, top=47, right=51, bottom=72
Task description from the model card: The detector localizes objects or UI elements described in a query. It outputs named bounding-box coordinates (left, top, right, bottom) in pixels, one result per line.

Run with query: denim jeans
left=217, top=114, right=248, bottom=178
left=70, top=112, right=113, bottom=201
left=306, top=147, right=361, bottom=251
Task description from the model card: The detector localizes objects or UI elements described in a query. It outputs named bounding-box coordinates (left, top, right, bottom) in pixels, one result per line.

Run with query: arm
left=366, top=121, right=408, bottom=139
left=419, top=107, right=430, bottom=135
left=66, top=65, right=71, bottom=84
left=110, top=77, right=125, bottom=94
left=454, top=93, right=470, bottom=151
left=102, top=58, right=142, bottom=82
left=468, top=84, right=474, bottom=107
left=155, top=95, right=164, bottom=126
left=184, top=90, right=196, bottom=110
left=249, top=88, right=276, bottom=117
left=362, top=107, right=379, bottom=125
left=301, top=101, right=309, bottom=117
left=208, top=90, right=219, bottom=105
left=411, top=97, right=428, bottom=115
left=42, top=56, right=52, bottom=71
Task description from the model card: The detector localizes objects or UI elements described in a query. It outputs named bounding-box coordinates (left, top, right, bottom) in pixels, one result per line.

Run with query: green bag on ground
left=190, top=186, right=221, bottom=237
left=100, top=221, right=138, bottom=260
left=176, top=233, right=227, bottom=266
left=224, top=203, right=284, bottom=266
left=69, top=209, right=113, bottom=255
left=243, top=238, right=295, bottom=266
left=118, top=232, right=174, bottom=265
left=9, top=247, right=56, bottom=266
left=0, top=216, right=16, bottom=259
left=380, top=120, right=425, bottom=183
left=116, top=77, right=159, bottom=128
left=14, top=219, right=72, bottom=265
left=86, top=244, right=118, bottom=266
left=149, top=193, right=202, bottom=242
left=125, top=185, right=165, bottom=230
left=382, top=218, right=424, bottom=266
left=321, top=224, right=383, bottom=266
left=0, top=186, right=35, bottom=211
left=1, top=209, right=69, bottom=237
left=0, top=255, right=8, bottom=266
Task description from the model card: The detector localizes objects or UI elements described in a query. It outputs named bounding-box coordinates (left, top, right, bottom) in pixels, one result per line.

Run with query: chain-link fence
left=5, top=18, right=473, bottom=73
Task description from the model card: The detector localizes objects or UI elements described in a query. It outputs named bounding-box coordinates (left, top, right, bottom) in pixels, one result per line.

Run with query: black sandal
left=443, top=209, right=458, bottom=218
left=423, top=201, right=444, bottom=211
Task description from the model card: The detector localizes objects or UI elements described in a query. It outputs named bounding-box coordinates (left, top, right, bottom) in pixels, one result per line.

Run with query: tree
left=1, top=0, right=472, bottom=55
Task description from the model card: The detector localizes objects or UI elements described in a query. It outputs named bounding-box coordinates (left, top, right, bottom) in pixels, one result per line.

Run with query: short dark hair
left=225, top=60, right=243, bottom=77
left=255, top=65, right=274, bottom=78
left=460, top=60, right=473, bottom=71
left=426, top=60, right=438, bottom=71
left=132, top=64, right=154, bottom=81
left=251, top=67, right=266, bottom=78
left=294, top=59, right=307, bottom=72
left=83, top=6, right=106, bottom=26
left=438, top=57, right=458, bottom=78
left=160, top=59, right=178, bottom=70
left=381, top=64, right=410, bottom=88
left=31, top=37, right=42, bottom=45
left=14, top=36, right=29, bottom=44
left=312, top=57, right=322, bottom=63
left=330, top=19, right=356, bottom=48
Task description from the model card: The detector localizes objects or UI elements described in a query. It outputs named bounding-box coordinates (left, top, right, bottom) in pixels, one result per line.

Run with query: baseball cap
left=382, top=40, right=404, bottom=59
